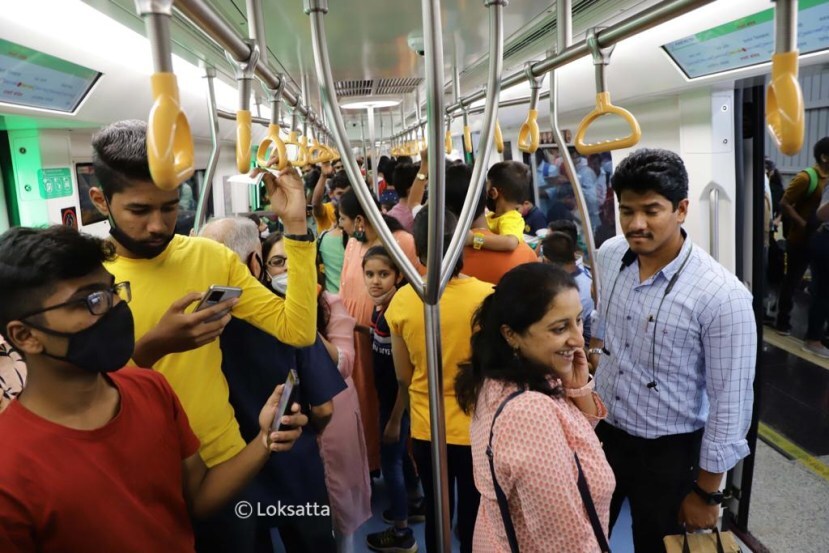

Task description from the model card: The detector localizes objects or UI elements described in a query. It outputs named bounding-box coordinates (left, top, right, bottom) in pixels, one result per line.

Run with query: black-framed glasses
left=19, top=282, right=132, bottom=320
left=266, top=255, right=287, bottom=269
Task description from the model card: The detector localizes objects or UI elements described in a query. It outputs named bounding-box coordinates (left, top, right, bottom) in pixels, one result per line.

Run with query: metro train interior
left=1, top=0, right=828, bottom=552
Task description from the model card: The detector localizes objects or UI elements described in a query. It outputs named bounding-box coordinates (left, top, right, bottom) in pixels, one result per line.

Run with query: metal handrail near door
left=194, top=65, right=221, bottom=234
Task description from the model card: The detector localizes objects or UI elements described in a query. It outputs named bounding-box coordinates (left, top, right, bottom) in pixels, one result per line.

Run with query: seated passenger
left=86, top=120, right=318, bottom=551
left=199, top=217, right=346, bottom=553
left=263, top=231, right=372, bottom=551
left=456, top=263, right=613, bottom=553
left=445, top=164, right=538, bottom=285
left=385, top=208, right=492, bottom=553
left=0, top=226, right=306, bottom=551
left=540, top=231, right=594, bottom=342
left=520, top=196, right=547, bottom=236
left=548, top=219, right=589, bottom=272
left=475, top=161, right=532, bottom=253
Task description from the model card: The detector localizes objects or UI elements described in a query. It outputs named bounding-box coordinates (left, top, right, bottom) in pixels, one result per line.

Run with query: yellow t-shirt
left=385, top=277, right=494, bottom=445
left=105, top=234, right=317, bottom=466
left=314, top=202, right=337, bottom=233
left=486, top=209, right=525, bottom=241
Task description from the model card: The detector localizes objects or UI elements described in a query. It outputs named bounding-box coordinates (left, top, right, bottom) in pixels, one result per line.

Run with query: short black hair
left=338, top=189, right=406, bottom=234
left=413, top=207, right=463, bottom=277
left=547, top=219, right=578, bottom=244
left=611, top=148, right=688, bottom=209
left=92, top=120, right=154, bottom=200
left=814, top=137, right=829, bottom=163
left=0, top=226, right=116, bottom=334
left=393, top=163, right=419, bottom=198
left=396, top=155, right=413, bottom=165
left=487, top=161, right=530, bottom=203
left=330, top=171, right=351, bottom=191
left=541, top=231, right=577, bottom=264
left=444, top=164, right=483, bottom=221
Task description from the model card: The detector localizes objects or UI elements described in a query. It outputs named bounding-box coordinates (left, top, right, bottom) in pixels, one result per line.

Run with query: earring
left=512, top=346, right=520, bottom=360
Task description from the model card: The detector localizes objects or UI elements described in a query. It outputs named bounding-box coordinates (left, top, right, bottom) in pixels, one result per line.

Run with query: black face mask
left=485, top=193, right=498, bottom=213
left=26, top=302, right=136, bottom=374
left=105, top=199, right=174, bottom=259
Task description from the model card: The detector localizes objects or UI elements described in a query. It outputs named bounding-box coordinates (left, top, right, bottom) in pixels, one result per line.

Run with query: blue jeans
left=379, top=406, right=412, bottom=523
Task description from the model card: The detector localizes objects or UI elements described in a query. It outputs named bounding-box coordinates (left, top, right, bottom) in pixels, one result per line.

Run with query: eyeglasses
left=19, top=282, right=132, bottom=320
left=266, top=255, right=287, bottom=269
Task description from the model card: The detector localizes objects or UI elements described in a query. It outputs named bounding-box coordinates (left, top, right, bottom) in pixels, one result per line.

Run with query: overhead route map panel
left=0, top=38, right=101, bottom=113
left=663, top=0, right=829, bottom=80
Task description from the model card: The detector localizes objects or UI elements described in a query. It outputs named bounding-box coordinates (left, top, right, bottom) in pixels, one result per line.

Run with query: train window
left=0, top=38, right=101, bottom=113
left=663, top=0, right=829, bottom=79
left=74, top=163, right=106, bottom=227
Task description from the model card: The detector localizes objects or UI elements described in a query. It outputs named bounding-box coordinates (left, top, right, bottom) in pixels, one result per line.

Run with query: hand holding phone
left=194, top=286, right=242, bottom=323
left=270, top=369, right=299, bottom=433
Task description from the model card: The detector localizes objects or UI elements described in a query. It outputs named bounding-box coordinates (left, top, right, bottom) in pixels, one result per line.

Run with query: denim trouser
left=807, top=228, right=829, bottom=340
left=379, top=405, right=414, bottom=523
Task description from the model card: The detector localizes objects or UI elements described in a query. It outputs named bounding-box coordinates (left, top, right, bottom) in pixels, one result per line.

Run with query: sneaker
left=776, top=324, right=791, bottom=336
left=366, top=526, right=418, bottom=553
left=382, top=499, right=425, bottom=524
left=802, top=343, right=829, bottom=359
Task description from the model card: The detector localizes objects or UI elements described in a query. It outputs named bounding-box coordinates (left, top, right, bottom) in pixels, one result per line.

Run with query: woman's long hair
left=263, top=232, right=331, bottom=337
left=338, top=189, right=406, bottom=235
left=455, top=263, right=578, bottom=415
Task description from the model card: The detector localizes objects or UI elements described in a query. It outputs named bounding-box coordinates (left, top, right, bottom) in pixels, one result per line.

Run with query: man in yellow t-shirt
left=466, top=161, right=531, bottom=254
left=311, top=163, right=350, bottom=233
left=385, top=207, right=492, bottom=553
left=88, top=120, right=317, bottom=550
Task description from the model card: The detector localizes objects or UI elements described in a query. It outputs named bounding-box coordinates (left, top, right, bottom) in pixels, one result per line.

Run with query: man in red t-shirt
left=0, top=226, right=307, bottom=552
left=445, top=164, right=539, bottom=284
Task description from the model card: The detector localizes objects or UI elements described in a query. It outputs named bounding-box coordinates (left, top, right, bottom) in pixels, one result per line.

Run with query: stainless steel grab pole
left=551, top=0, right=601, bottom=300
left=420, top=0, right=451, bottom=549
left=709, top=187, right=719, bottom=261
left=304, top=0, right=425, bottom=294
left=439, top=0, right=507, bottom=292
left=775, top=0, right=797, bottom=54
left=195, top=65, right=221, bottom=234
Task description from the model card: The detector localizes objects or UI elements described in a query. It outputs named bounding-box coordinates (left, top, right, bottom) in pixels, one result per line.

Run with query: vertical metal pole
left=775, top=0, right=797, bottom=54
left=368, top=106, right=378, bottom=188
left=530, top=151, right=541, bottom=207
left=245, top=0, right=267, bottom=65
left=421, top=0, right=450, bottom=550
left=195, top=65, right=221, bottom=233
left=709, top=188, right=720, bottom=261
left=439, top=1, right=506, bottom=291
left=550, top=0, right=601, bottom=298
left=379, top=110, right=385, bottom=156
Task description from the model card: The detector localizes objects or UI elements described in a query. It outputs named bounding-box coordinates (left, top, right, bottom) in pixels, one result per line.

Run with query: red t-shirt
left=0, top=367, right=201, bottom=552
left=463, top=229, right=540, bottom=284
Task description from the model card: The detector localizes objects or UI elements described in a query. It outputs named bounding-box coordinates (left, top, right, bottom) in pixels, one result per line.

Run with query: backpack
left=782, top=168, right=823, bottom=238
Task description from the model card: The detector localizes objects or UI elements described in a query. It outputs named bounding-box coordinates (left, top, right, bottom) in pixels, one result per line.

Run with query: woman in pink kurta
left=456, top=263, right=615, bottom=553
left=337, top=189, right=421, bottom=473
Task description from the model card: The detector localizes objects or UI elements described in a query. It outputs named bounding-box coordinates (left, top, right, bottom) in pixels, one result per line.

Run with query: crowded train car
left=1, top=0, right=828, bottom=551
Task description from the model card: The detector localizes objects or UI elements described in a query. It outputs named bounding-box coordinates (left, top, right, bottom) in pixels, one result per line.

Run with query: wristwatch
left=416, top=172, right=428, bottom=181
left=472, top=232, right=485, bottom=250
left=691, top=482, right=724, bottom=505
left=284, top=231, right=315, bottom=242
left=587, top=347, right=604, bottom=357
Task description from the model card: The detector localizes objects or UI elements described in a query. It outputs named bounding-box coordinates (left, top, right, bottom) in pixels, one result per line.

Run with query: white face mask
left=260, top=229, right=271, bottom=239
left=270, top=272, right=289, bottom=295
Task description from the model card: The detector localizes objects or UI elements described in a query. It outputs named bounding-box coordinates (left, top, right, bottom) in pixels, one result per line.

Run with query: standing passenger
left=540, top=231, right=594, bottom=343
left=86, top=120, right=318, bottom=553
left=590, top=149, right=757, bottom=552
left=457, top=263, right=614, bottom=553
left=337, top=188, right=421, bottom=475
left=385, top=208, right=491, bottom=553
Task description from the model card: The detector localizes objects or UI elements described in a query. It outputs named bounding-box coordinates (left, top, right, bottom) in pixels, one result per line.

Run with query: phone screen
left=271, top=369, right=299, bottom=432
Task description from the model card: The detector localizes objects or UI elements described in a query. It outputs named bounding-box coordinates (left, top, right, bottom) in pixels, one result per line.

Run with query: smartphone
left=271, top=369, right=299, bottom=432
left=194, top=285, right=243, bottom=322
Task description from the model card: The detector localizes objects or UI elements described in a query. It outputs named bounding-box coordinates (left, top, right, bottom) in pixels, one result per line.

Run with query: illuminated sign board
left=663, top=0, right=829, bottom=79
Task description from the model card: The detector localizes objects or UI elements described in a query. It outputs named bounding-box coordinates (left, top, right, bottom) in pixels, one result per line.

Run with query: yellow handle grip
left=308, top=141, right=331, bottom=164
left=256, top=123, right=288, bottom=170
left=494, top=120, right=504, bottom=154
left=445, top=130, right=453, bottom=154
left=291, top=136, right=310, bottom=168
left=146, top=72, right=195, bottom=190
left=463, top=126, right=472, bottom=153
left=574, top=92, right=642, bottom=155
left=236, top=110, right=252, bottom=173
left=517, top=109, right=540, bottom=154
left=766, top=51, right=805, bottom=156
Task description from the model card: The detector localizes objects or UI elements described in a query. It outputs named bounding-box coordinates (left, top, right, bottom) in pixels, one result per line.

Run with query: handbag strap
left=487, top=389, right=525, bottom=553
left=681, top=528, right=726, bottom=553
left=486, top=389, right=612, bottom=553
left=574, top=453, right=611, bottom=553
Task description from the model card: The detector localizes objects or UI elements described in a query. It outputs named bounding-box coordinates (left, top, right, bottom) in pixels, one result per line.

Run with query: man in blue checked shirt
left=589, top=149, right=756, bottom=553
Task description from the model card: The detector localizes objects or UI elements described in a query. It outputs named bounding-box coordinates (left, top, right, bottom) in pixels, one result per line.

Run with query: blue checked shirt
left=592, top=234, right=757, bottom=473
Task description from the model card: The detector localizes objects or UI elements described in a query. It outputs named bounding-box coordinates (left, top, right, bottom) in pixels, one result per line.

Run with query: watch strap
left=284, top=231, right=314, bottom=242
left=691, top=482, right=723, bottom=505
